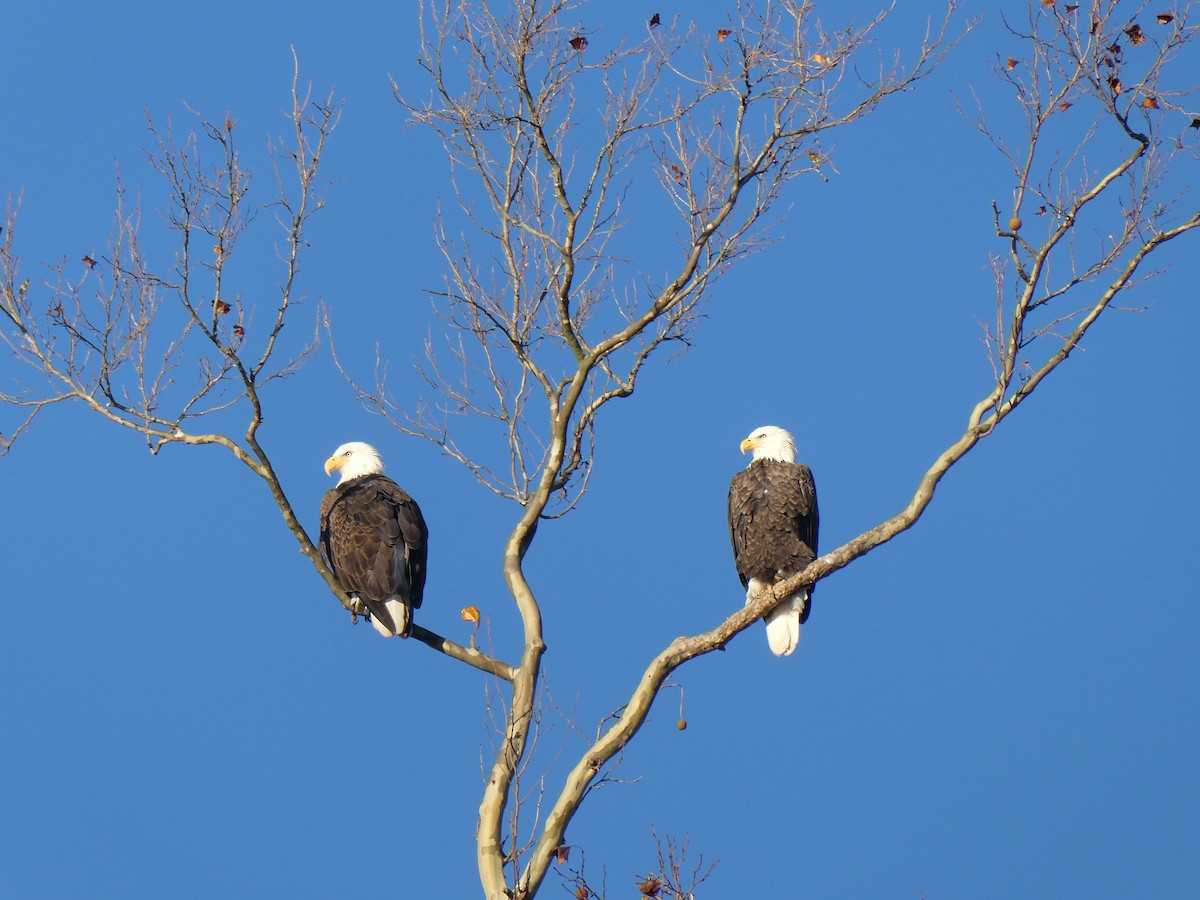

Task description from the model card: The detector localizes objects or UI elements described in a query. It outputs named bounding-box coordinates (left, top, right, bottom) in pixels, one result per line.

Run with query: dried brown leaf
left=637, top=875, right=663, bottom=897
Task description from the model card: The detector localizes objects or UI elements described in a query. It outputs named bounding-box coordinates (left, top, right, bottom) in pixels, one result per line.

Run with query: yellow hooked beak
left=740, top=437, right=757, bottom=454
left=324, top=455, right=343, bottom=476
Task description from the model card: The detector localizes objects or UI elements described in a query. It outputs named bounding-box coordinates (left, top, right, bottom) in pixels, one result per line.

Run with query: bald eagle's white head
left=324, top=442, right=385, bottom=485
left=740, top=425, right=797, bottom=464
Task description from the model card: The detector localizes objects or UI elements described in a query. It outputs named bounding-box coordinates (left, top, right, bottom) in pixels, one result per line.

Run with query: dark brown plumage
left=319, top=446, right=428, bottom=639
left=728, top=458, right=819, bottom=605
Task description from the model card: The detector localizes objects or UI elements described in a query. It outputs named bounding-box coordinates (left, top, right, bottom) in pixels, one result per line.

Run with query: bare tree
left=347, top=1, right=1199, bottom=895
left=1, top=57, right=344, bottom=599
left=2, top=2, right=1197, bottom=898
left=363, top=3, right=964, bottom=895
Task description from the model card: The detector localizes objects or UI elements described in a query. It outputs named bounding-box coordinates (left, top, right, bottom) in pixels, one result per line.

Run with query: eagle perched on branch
left=319, top=442, right=429, bottom=638
left=728, top=426, right=819, bottom=656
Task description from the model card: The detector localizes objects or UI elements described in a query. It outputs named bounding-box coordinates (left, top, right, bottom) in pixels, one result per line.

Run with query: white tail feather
left=369, top=614, right=396, bottom=638
left=747, top=582, right=807, bottom=657
left=367, top=597, right=412, bottom=638
left=764, top=599, right=802, bottom=656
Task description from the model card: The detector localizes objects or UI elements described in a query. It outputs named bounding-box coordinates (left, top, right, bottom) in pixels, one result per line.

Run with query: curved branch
left=410, top=624, right=518, bottom=681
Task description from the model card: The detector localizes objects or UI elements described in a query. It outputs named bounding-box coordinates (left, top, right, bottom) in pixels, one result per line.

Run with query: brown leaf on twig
left=649, top=13, right=660, bottom=28
left=1156, top=13, right=1174, bottom=24
left=1125, top=23, right=1146, bottom=45
left=81, top=255, right=97, bottom=268
left=716, top=28, right=732, bottom=41
left=637, top=875, right=663, bottom=896
left=668, top=163, right=684, bottom=183
left=569, top=35, right=587, bottom=51
left=554, top=845, right=570, bottom=863
left=232, top=323, right=244, bottom=339
left=214, top=299, right=232, bottom=315
left=1005, top=57, right=1019, bottom=71
left=1140, top=96, right=1159, bottom=109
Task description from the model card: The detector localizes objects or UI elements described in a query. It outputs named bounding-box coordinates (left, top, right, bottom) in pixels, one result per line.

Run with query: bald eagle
left=319, top=442, right=429, bottom=638
left=728, top=426, right=819, bottom=656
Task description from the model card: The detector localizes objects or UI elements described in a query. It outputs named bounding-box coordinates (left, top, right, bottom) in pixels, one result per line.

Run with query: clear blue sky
left=3, top=2, right=1198, bottom=898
